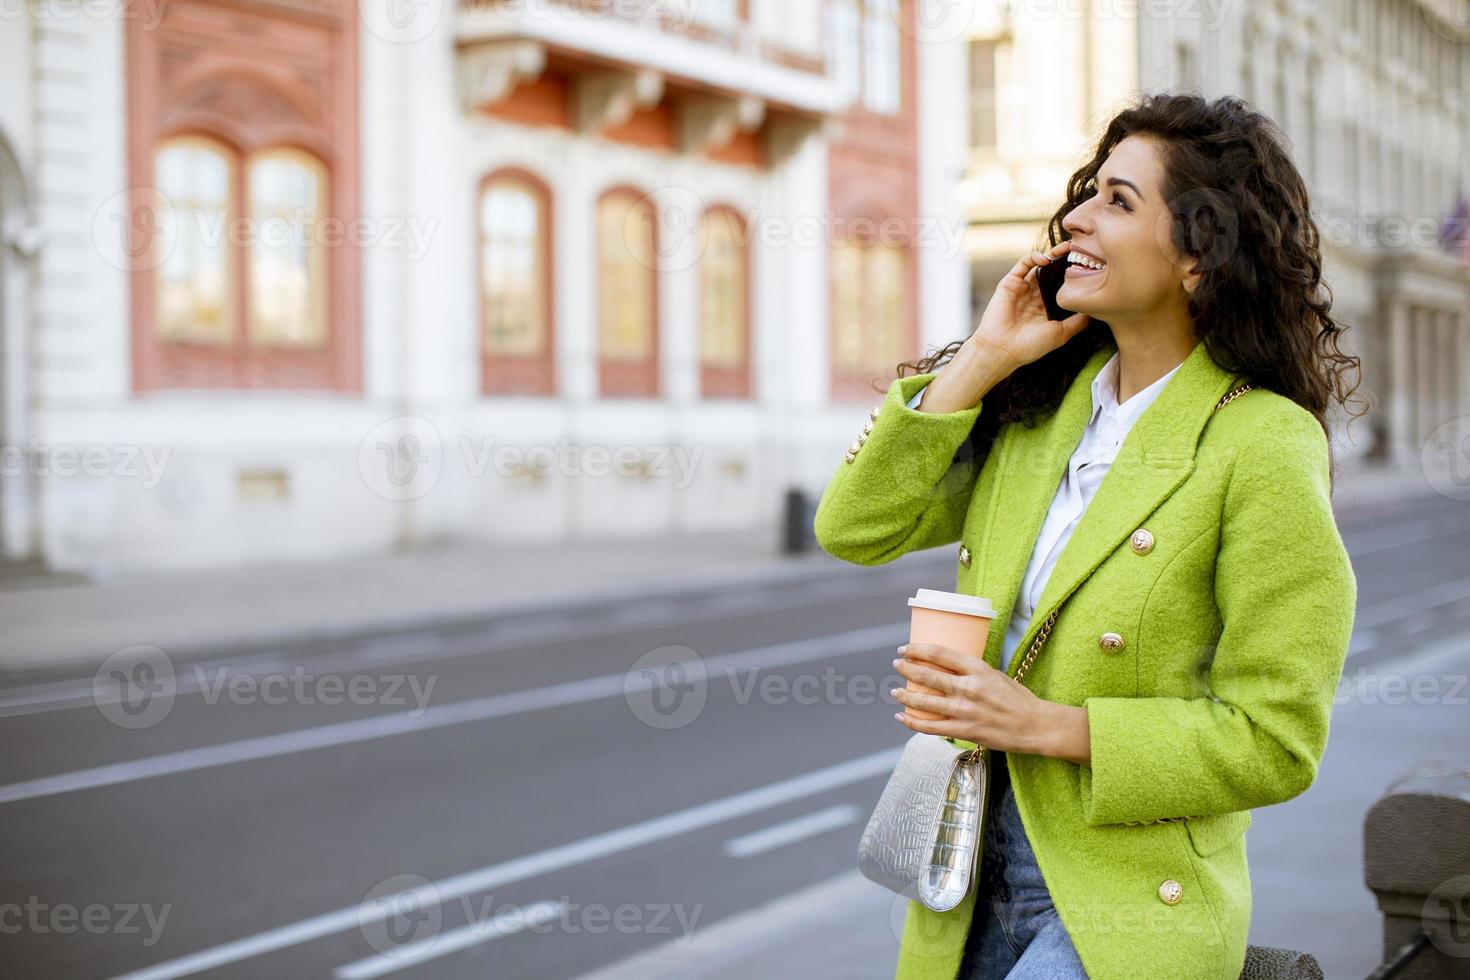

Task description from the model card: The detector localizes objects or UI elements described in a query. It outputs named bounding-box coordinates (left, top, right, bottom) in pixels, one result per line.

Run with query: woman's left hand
left=891, top=642, right=1057, bottom=756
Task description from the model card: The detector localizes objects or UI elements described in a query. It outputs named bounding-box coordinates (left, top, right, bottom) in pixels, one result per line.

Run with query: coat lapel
left=978, top=343, right=1114, bottom=672
left=980, top=337, right=1241, bottom=678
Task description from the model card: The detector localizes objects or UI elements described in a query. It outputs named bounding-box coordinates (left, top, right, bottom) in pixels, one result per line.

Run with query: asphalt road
left=2, top=489, right=1468, bottom=980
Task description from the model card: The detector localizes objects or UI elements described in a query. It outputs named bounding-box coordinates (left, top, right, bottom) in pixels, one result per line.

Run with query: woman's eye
left=1109, top=192, right=1131, bottom=211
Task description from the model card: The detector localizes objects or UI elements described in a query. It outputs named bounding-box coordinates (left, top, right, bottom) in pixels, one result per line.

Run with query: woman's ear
left=1180, top=260, right=1203, bottom=296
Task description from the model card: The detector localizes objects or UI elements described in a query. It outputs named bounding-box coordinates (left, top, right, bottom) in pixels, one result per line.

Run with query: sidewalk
left=0, top=527, right=849, bottom=676
left=1329, top=454, right=1447, bottom=520
left=0, top=457, right=1439, bottom=677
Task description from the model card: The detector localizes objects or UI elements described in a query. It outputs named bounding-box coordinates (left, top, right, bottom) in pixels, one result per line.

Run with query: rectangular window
left=969, top=39, right=998, bottom=150
left=866, top=244, right=905, bottom=370
left=863, top=0, right=902, bottom=115
left=831, top=239, right=909, bottom=396
left=683, top=0, right=736, bottom=26
left=829, top=0, right=862, bottom=107
left=1302, top=59, right=1318, bottom=183
left=155, top=138, right=235, bottom=345
left=1343, top=122, right=1358, bottom=204
left=753, top=0, right=822, bottom=55
left=247, top=149, right=329, bottom=349
left=698, top=208, right=751, bottom=399
left=832, top=242, right=866, bottom=373
left=479, top=169, right=555, bottom=396
left=1175, top=40, right=1197, bottom=93
left=482, top=178, right=546, bottom=358
left=597, top=189, right=659, bottom=397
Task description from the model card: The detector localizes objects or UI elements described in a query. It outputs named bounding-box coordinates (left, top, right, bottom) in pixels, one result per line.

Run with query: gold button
left=848, top=439, right=863, bottom=456
left=862, top=418, right=876, bottom=436
left=958, top=544, right=971, bottom=568
left=1158, top=879, right=1183, bottom=905
left=844, top=450, right=857, bottom=464
left=1130, top=528, right=1155, bottom=555
left=1098, top=632, right=1125, bottom=653
left=870, top=407, right=881, bottom=422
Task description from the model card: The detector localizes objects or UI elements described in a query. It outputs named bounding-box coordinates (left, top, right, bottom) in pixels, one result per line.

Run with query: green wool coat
left=813, top=338, right=1358, bottom=980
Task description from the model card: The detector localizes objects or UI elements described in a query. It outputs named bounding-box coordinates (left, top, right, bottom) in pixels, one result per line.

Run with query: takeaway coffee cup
left=903, top=588, right=996, bottom=721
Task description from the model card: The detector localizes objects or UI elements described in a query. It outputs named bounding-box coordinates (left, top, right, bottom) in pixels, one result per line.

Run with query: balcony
left=456, top=0, right=843, bottom=161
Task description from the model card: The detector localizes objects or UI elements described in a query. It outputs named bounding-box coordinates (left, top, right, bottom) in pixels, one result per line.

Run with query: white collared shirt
left=907, top=350, right=1184, bottom=672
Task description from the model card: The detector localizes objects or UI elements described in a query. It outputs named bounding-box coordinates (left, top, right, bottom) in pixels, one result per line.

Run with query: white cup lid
left=908, top=588, right=995, bottom=619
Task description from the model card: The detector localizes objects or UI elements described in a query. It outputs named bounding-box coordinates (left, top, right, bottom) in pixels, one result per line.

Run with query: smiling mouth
left=1064, top=251, right=1106, bottom=277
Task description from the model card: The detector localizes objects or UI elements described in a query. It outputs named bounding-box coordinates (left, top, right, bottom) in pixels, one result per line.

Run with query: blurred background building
left=960, top=0, right=1470, bottom=467
left=0, top=0, right=970, bottom=575
left=0, top=0, right=1466, bottom=578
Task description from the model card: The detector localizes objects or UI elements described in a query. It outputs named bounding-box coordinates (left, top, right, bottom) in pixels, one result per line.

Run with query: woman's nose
left=1062, top=200, right=1094, bottom=236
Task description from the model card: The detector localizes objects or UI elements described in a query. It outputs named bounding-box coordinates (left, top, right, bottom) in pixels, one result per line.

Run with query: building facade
left=961, top=0, right=1470, bottom=467
left=0, top=0, right=969, bottom=574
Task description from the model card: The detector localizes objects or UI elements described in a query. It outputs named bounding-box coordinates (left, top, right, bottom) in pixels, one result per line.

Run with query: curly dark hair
left=895, top=92, right=1365, bottom=486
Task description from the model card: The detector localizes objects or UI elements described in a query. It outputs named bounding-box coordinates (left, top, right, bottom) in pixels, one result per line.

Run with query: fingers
left=894, top=659, right=960, bottom=697
left=897, top=642, right=974, bottom=673
left=893, top=709, right=968, bottom=738
left=1007, top=240, right=1072, bottom=284
left=1007, top=251, right=1046, bottom=284
left=891, top=685, right=955, bottom=718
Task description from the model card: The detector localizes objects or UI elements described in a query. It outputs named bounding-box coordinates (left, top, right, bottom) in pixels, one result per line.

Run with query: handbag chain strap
left=1009, top=382, right=1255, bottom=687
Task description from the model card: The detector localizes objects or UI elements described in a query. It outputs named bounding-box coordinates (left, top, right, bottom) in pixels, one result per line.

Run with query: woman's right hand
left=965, top=240, right=1094, bottom=373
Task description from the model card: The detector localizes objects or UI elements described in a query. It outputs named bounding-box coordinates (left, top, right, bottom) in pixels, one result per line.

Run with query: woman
left=813, top=93, right=1364, bottom=979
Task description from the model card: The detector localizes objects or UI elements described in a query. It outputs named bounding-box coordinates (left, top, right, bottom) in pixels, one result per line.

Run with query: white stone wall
left=0, top=3, right=38, bottom=560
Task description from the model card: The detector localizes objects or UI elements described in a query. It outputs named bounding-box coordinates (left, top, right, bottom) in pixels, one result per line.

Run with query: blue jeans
left=957, top=750, right=1090, bottom=979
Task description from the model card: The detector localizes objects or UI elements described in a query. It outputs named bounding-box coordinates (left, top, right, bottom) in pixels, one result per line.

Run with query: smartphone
left=1036, top=248, right=1078, bottom=322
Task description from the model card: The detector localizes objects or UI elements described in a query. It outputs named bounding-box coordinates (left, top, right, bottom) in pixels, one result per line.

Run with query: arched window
left=248, top=148, right=329, bottom=348
left=597, top=187, right=659, bottom=397
left=146, top=135, right=335, bottom=387
left=128, top=0, right=359, bottom=393
left=698, top=206, right=751, bottom=399
left=155, top=135, right=235, bottom=345
left=480, top=169, right=554, bottom=395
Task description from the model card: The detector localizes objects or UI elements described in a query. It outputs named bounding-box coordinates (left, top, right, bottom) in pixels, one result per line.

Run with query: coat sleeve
left=812, top=371, right=985, bottom=566
left=1076, top=409, right=1357, bottom=825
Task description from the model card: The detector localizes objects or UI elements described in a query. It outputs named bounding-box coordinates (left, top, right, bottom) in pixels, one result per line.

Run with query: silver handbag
left=855, top=603, right=1056, bottom=913
left=856, top=382, right=1254, bottom=912
left=856, top=732, right=991, bottom=912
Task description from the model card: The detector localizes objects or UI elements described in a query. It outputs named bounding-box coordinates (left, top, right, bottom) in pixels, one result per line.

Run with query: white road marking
left=0, top=622, right=907, bottom=805
left=1341, top=513, right=1470, bottom=557
left=1337, top=630, right=1470, bottom=712
left=358, top=634, right=443, bottom=663
left=1346, top=630, right=1378, bottom=658
left=564, top=870, right=891, bottom=980
left=0, top=652, right=290, bottom=717
left=722, top=804, right=862, bottom=859
left=1351, top=573, right=1470, bottom=632
left=0, top=568, right=916, bottom=718
left=104, top=747, right=903, bottom=980
left=332, top=900, right=565, bottom=980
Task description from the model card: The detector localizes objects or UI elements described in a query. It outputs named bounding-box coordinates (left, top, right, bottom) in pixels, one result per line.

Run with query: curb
left=0, top=546, right=952, bottom=684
